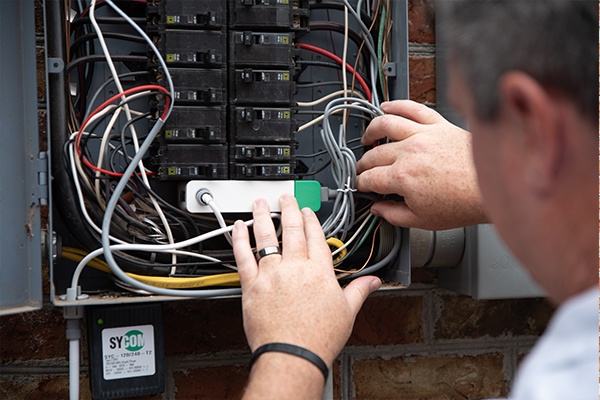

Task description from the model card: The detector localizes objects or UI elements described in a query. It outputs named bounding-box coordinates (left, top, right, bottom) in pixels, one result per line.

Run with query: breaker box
left=0, top=0, right=544, bottom=321
left=38, top=0, right=413, bottom=311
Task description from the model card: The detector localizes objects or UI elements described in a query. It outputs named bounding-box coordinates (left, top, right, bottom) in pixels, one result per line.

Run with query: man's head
left=443, top=0, right=598, bottom=303
left=443, top=0, right=597, bottom=125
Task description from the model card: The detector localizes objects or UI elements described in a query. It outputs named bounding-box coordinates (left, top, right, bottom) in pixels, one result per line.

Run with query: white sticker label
left=101, top=325, right=155, bottom=381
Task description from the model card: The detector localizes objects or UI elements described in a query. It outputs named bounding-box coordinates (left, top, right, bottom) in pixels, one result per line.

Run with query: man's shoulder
left=509, top=287, right=598, bottom=400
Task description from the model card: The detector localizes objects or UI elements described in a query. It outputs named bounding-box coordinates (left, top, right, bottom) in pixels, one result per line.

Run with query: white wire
left=297, top=100, right=367, bottom=132
left=297, top=89, right=365, bottom=107
left=71, top=211, right=280, bottom=293
left=89, top=1, right=176, bottom=265
left=205, top=195, right=233, bottom=247
left=332, top=213, right=374, bottom=256
left=69, top=134, right=128, bottom=244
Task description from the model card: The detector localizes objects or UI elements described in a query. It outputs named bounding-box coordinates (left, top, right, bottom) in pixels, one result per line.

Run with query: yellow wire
left=326, top=238, right=347, bottom=263
left=61, top=248, right=240, bottom=289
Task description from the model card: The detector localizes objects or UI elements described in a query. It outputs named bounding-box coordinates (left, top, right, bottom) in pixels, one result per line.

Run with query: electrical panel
left=42, top=0, right=410, bottom=312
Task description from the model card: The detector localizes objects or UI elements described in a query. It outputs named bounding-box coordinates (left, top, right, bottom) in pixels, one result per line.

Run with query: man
left=231, top=1, right=598, bottom=399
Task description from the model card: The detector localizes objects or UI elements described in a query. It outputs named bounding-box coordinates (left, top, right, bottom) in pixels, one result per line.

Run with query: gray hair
left=440, top=0, right=597, bottom=124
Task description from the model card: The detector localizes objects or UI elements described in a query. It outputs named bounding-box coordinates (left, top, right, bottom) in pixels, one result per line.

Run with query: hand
left=356, top=100, right=488, bottom=230
left=232, top=194, right=381, bottom=366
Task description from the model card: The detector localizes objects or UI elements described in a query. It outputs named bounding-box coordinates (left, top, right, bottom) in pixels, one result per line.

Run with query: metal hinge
left=37, top=151, right=49, bottom=206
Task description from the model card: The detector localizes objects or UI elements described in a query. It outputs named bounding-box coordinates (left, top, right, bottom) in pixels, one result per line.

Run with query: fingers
left=356, top=166, right=405, bottom=195
left=343, top=276, right=381, bottom=316
left=370, top=201, right=418, bottom=227
left=361, top=100, right=443, bottom=146
left=251, top=198, right=281, bottom=265
left=232, top=220, right=258, bottom=284
left=301, top=207, right=331, bottom=265
left=361, top=114, right=422, bottom=146
left=381, top=100, right=443, bottom=124
left=355, top=144, right=398, bottom=175
left=280, top=193, right=307, bottom=260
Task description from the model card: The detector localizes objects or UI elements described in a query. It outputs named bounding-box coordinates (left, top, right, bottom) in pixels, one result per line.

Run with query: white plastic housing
left=181, top=180, right=295, bottom=213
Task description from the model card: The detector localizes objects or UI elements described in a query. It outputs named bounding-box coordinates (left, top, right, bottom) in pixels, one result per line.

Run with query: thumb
left=343, top=276, right=381, bottom=316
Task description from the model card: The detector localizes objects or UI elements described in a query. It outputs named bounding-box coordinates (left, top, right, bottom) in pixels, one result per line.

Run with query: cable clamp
left=336, top=184, right=356, bottom=194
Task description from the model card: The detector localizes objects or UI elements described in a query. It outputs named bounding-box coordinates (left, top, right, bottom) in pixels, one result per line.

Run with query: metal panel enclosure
left=0, top=1, right=44, bottom=315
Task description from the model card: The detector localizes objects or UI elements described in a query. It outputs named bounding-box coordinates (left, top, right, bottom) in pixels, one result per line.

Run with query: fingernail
left=254, top=198, right=268, bottom=208
left=281, top=193, right=294, bottom=200
left=301, top=207, right=313, bottom=216
left=370, top=277, right=382, bottom=291
left=370, top=207, right=381, bottom=217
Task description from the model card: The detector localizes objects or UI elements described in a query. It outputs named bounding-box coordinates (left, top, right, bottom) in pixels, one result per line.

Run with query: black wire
left=119, top=112, right=151, bottom=165
left=70, top=17, right=146, bottom=31
left=84, top=71, right=150, bottom=119
left=66, top=55, right=148, bottom=73
left=297, top=159, right=332, bottom=177
left=297, top=81, right=347, bottom=88
left=296, top=137, right=363, bottom=158
left=70, top=32, right=146, bottom=58
left=309, top=22, right=372, bottom=63
left=297, top=60, right=344, bottom=70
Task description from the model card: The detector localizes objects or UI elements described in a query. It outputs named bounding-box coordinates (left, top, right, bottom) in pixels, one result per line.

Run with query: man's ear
left=497, top=71, right=562, bottom=196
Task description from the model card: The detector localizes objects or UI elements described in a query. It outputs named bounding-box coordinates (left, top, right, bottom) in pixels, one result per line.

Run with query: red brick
left=332, top=360, right=341, bottom=400
left=37, top=46, right=45, bottom=99
left=163, top=298, right=247, bottom=355
left=408, top=0, right=436, bottom=44
left=0, top=374, right=92, bottom=400
left=348, top=292, right=423, bottom=346
left=0, top=305, right=68, bottom=361
left=434, top=294, right=554, bottom=339
left=352, top=353, right=507, bottom=399
left=34, top=0, right=44, bottom=34
left=39, top=110, right=47, bottom=152
left=409, top=55, right=436, bottom=104
left=174, top=365, right=248, bottom=399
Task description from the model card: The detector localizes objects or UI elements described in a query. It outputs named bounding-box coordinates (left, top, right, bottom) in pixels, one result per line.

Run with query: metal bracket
left=47, top=57, right=64, bottom=73
left=383, top=62, right=397, bottom=77
left=37, top=151, right=49, bottom=206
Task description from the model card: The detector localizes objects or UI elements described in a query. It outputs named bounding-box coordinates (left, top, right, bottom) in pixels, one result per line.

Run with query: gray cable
left=319, top=98, right=383, bottom=239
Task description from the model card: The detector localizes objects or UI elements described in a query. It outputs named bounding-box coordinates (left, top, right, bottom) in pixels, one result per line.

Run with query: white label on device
left=183, top=180, right=294, bottom=213
left=101, top=325, right=155, bottom=380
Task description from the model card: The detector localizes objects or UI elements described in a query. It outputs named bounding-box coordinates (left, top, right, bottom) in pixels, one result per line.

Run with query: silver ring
left=256, top=246, right=281, bottom=262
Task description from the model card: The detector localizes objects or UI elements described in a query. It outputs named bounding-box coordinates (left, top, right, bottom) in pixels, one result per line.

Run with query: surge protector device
left=179, top=180, right=321, bottom=213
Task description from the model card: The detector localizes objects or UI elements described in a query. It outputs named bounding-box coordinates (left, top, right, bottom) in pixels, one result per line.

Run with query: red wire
left=295, top=42, right=372, bottom=102
left=75, top=84, right=170, bottom=177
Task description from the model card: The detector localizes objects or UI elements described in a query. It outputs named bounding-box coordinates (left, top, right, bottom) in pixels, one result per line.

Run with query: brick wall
left=0, top=1, right=554, bottom=399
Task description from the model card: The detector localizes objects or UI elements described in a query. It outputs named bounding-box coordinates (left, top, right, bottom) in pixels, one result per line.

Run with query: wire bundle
left=296, top=0, right=399, bottom=278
